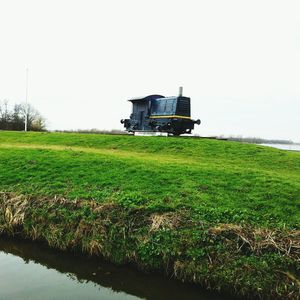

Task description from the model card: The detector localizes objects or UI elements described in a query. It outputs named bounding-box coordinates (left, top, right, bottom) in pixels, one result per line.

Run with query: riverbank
left=0, top=131, right=299, bottom=299
left=1, top=236, right=225, bottom=300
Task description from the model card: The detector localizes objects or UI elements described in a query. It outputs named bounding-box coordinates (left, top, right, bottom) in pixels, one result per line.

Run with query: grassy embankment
left=0, top=131, right=299, bottom=299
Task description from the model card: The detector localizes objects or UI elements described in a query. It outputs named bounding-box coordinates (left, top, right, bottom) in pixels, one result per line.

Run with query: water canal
left=0, top=237, right=233, bottom=300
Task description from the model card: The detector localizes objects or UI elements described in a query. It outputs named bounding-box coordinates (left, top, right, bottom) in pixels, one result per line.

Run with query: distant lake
left=260, top=143, right=300, bottom=151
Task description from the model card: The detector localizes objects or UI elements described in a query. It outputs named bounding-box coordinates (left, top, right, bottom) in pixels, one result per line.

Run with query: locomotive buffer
left=121, top=87, right=201, bottom=136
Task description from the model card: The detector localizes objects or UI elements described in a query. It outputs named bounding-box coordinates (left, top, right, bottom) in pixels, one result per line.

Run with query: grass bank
left=0, top=131, right=299, bottom=299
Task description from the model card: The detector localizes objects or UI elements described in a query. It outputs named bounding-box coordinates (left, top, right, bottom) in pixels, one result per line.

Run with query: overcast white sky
left=0, top=0, right=299, bottom=141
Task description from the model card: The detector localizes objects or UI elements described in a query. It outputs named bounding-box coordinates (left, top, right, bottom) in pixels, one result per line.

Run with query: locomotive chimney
left=179, top=86, right=183, bottom=97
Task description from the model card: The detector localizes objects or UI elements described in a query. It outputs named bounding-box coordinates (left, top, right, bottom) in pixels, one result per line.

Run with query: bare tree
left=0, top=100, right=46, bottom=131
left=0, top=100, right=11, bottom=130
left=20, top=103, right=46, bottom=131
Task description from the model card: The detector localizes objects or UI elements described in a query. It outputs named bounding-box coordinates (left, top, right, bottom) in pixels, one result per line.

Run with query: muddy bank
left=0, top=192, right=299, bottom=299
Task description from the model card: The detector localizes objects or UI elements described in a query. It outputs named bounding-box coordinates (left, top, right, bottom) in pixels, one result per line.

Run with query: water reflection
left=0, top=237, right=232, bottom=300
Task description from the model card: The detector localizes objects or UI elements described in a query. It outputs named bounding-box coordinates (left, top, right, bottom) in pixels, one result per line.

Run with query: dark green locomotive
left=121, top=88, right=200, bottom=136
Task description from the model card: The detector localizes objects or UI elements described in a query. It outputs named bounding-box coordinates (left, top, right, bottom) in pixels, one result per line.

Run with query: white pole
left=25, top=68, right=28, bottom=132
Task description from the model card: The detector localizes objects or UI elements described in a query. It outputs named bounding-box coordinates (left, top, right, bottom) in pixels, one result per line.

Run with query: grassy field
left=0, top=131, right=299, bottom=299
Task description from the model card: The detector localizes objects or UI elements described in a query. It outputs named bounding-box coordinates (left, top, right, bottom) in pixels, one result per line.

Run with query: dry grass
left=0, top=192, right=28, bottom=232
left=150, top=212, right=182, bottom=232
left=209, top=224, right=300, bottom=261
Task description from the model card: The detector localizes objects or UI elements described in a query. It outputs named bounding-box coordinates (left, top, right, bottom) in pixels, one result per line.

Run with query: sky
left=0, top=0, right=299, bottom=141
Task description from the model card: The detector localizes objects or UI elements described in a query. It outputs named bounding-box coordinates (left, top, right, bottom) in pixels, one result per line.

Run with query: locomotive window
left=151, top=98, right=176, bottom=116
left=165, top=99, right=175, bottom=114
left=151, top=100, right=165, bottom=115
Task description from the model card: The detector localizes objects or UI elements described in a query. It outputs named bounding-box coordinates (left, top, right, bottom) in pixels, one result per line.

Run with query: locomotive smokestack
left=179, top=86, right=183, bottom=97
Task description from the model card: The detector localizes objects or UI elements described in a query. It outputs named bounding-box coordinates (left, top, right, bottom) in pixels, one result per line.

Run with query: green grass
left=0, top=131, right=299, bottom=228
left=0, top=131, right=299, bottom=299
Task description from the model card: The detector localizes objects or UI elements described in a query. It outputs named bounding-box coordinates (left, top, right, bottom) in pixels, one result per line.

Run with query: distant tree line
left=0, top=100, right=46, bottom=131
left=54, top=129, right=127, bottom=135
left=222, top=135, right=294, bottom=144
left=192, top=134, right=294, bottom=144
